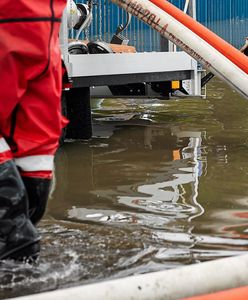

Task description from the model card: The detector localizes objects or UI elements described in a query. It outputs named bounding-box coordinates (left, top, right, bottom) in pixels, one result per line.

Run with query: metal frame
left=69, top=52, right=193, bottom=87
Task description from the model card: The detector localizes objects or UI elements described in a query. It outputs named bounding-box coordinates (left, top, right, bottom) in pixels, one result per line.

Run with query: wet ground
left=2, top=78, right=248, bottom=299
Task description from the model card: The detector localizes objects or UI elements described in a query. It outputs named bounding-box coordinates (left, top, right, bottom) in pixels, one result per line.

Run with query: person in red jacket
left=0, top=0, right=67, bottom=260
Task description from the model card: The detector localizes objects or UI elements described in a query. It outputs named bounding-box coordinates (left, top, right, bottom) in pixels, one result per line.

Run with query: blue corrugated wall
left=197, top=0, right=248, bottom=48
left=170, top=0, right=248, bottom=48
left=73, top=0, right=248, bottom=51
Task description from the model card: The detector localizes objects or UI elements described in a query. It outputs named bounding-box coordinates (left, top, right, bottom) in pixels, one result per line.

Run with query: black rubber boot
left=22, top=177, right=51, bottom=225
left=0, top=160, right=40, bottom=261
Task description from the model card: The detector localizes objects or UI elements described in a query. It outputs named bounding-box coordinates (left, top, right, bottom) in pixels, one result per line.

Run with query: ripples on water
left=2, top=79, right=248, bottom=298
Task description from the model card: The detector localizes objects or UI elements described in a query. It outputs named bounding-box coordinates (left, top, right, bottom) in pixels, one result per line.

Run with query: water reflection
left=2, top=79, right=248, bottom=299
left=118, top=127, right=204, bottom=223
left=56, top=125, right=205, bottom=228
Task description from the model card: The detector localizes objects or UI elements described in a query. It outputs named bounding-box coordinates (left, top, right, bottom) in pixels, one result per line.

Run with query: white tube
left=75, top=10, right=92, bottom=40
left=183, top=0, right=190, bottom=13
left=10, top=254, right=248, bottom=300
left=111, top=0, right=248, bottom=99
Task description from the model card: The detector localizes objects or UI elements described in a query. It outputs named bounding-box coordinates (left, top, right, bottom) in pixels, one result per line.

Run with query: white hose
left=10, top=254, right=248, bottom=300
left=183, top=0, right=190, bottom=13
left=75, top=11, right=93, bottom=40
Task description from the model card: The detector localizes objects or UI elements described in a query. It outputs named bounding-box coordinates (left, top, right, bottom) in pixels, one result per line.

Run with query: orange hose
left=149, top=0, right=248, bottom=74
left=182, top=285, right=248, bottom=300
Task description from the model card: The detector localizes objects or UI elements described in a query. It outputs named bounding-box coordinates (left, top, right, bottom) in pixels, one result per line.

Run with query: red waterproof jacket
left=0, top=0, right=67, bottom=176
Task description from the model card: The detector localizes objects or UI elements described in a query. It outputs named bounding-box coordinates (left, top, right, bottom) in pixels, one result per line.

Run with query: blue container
left=73, top=0, right=248, bottom=51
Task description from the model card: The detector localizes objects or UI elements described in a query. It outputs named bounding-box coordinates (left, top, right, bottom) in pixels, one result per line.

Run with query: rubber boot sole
left=0, top=241, right=40, bottom=262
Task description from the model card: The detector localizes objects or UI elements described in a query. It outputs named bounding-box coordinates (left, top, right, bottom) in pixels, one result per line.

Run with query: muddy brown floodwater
left=1, top=78, right=248, bottom=299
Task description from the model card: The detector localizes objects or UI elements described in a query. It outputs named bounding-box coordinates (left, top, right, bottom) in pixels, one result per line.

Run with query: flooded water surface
left=2, top=79, right=248, bottom=298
